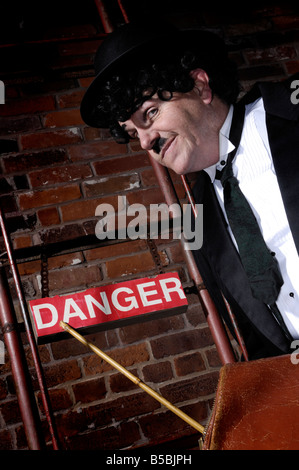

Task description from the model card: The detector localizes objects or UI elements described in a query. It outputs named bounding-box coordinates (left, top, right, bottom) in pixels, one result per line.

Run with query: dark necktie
left=216, top=103, right=292, bottom=342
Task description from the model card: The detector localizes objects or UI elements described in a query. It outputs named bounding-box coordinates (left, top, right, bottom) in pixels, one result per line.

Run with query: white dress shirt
left=204, top=98, right=299, bottom=339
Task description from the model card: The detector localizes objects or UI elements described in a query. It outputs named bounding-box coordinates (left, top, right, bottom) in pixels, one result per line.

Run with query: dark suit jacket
left=191, top=73, right=299, bottom=359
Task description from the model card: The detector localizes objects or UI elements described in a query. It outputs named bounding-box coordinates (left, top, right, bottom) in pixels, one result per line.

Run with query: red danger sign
left=29, top=273, right=188, bottom=344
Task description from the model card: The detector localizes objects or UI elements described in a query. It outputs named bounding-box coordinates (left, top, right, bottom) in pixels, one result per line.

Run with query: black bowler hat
left=80, top=20, right=226, bottom=128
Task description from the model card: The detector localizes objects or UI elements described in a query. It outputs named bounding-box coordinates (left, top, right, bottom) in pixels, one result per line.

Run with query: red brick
left=44, top=109, right=84, bottom=127
left=168, top=243, right=185, bottom=264
left=83, top=173, right=140, bottom=197
left=142, top=361, right=173, bottom=384
left=38, top=223, right=86, bottom=244
left=245, top=46, right=297, bottom=64
left=20, top=128, right=82, bottom=150
left=83, top=343, right=150, bottom=376
left=185, top=303, right=207, bottom=327
left=24, top=344, right=51, bottom=368
left=85, top=240, right=147, bottom=262
left=48, top=264, right=102, bottom=292
left=18, top=259, right=42, bottom=276
left=12, top=235, right=32, bottom=250
left=98, top=392, right=159, bottom=421
left=205, top=348, right=222, bottom=368
left=0, top=115, right=42, bottom=135
left=119, top=315, right=185, bottom=344
left=57, top=90, right=85, bottom=108
left=0, top=96, right=55, bottom=117
left=29, top=164, right=92, bottom=188
left=65, top=421, right=141, bottom=451
left=60, top=194, right=122, bottom=222
left=140, top=402, right=207, bottom=443
left=55, top=407, right=94, bottom=440
left=72, top=377, right=106, bottom=403
left=109, top=370, right=139, bottom=393
left=39, top=360, right=82, bottom=388
left=150, top=328, right=214, bottom=359
left=18, top=184, right=81, bottom=210
left=0, top=399, right=22, bottom=425
left=140, top=167, right=157, bottom=186
left=51, top=330, right=109, bottom=360
left=2, top=149, right=68, bottom=173
left=93, top=153, right=149, bottom=175
left=83, top=127, right=103, bottom=141
left=126, top=187, right=165, bottom=206
left=69, top=141, right=128, bottom=161
left=80, top=77, right=94, bottom=88
left=106, top=251, right=156, bottom=278
left=47, top=252, right=84, bottom=270
left=37, top=207, right=60, bottom=226
left=160, top=372, right=219, bottom=404
left=174, top=352, right=206, bottom=376
left=37, top=388, right=73, bottom=413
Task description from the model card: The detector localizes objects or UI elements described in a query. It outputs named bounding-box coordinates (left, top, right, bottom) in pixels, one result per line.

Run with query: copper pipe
left=94, top=0, right=114, bottom=33
left=182, top=240, right=236, bottom=364
left=221, top=294, right=249, bottom=361
left=181, top=175, right=198, bottom=218
left=148, top=157, right=236, bottom=363
left=117, top=0, right=130, bottom=23
left=0, top=208, right=60, bottom=449
left=148, top=154, right=181, bottom=208
left=0, top=266, right=44, bottom=449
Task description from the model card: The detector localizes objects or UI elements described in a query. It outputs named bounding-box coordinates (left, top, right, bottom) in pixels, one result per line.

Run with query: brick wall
left=0, top=3, right=298, bottom=450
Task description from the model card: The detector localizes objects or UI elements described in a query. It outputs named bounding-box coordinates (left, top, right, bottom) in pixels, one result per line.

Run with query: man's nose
left=138, top=129, right=160, bottom=151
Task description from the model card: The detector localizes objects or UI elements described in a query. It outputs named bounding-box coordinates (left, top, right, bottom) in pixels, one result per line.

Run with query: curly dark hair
left=94, top=44, right=240, bottom=143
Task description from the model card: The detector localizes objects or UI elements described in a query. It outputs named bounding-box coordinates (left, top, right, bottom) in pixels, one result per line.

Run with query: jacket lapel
left=261, top=80, right=299, bottom=254
left=193, top=172, right=290, bottom=352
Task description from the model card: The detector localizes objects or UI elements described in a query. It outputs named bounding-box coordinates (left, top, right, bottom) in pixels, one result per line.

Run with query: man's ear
left=190, top=69, right=213, bottom=104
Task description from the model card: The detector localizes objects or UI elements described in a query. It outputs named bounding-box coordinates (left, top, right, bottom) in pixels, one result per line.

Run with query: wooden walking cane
left=60, top=321, right=205, bottom=435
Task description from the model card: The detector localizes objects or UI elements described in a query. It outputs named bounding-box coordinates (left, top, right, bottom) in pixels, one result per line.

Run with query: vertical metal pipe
left=148, top=155, right=181, bottom=208
left=149, top=156, right=236, bottom=364
left=182, top=241, right=236, bottom=364
left=94, top=0, right=114, bottom=33
left=0, top=266, right=44, bottom=449
left=117, top=0, right=129, bottom=23
left=0, top=207, right=60, bottom=449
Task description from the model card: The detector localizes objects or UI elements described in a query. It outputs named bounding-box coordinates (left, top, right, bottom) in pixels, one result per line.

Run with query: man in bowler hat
left=80, top=19, right=299, bottom=360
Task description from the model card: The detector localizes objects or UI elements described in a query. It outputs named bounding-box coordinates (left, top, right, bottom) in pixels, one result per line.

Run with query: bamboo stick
left=60, top=321, right=205, bottom=435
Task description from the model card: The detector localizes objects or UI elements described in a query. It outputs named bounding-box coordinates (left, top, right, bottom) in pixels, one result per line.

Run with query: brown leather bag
left=201, top=354, right=299, bottom=450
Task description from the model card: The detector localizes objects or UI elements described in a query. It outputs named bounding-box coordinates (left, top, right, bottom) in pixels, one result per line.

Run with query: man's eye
left=129, top=130, right=138, bottom=140
left=146, top=108, right=158, bottom=120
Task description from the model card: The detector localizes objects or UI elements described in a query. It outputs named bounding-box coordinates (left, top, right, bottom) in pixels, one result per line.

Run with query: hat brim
left=80, top=39, right=164, bottom=128
left=80, top=28, right=225, bottom=128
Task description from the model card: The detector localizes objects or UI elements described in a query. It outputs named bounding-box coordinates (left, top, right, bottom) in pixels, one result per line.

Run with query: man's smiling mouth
left=161, top=136, right=176, bottom=159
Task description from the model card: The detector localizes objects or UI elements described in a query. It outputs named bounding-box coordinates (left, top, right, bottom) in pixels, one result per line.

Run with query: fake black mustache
left=152, top=137, right=167, bottom=154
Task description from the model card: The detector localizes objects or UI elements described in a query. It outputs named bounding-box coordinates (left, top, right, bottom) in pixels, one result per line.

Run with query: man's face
left=119, top=70, right=229, bottom=175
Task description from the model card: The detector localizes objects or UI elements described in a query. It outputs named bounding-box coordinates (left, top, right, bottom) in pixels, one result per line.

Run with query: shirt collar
left=203, top=105, right=235, bottom=182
